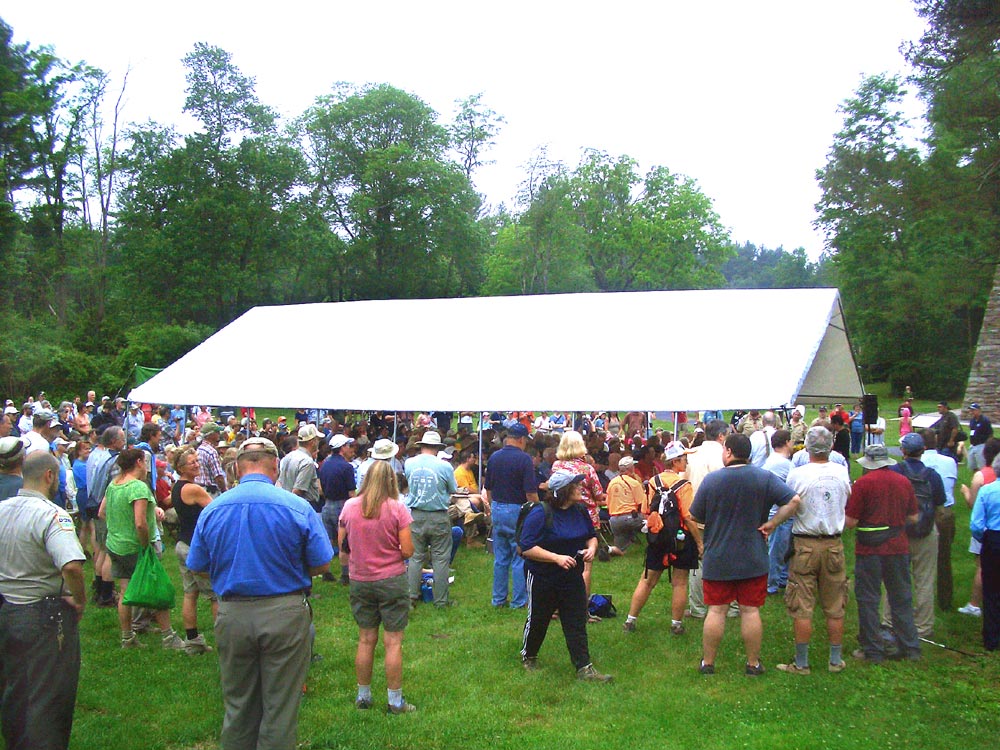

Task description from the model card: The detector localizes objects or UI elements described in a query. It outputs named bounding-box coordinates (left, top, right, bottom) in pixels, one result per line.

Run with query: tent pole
left=392, top=412, right=397, bottom=443
left=478, top=413, right=483, bottom=488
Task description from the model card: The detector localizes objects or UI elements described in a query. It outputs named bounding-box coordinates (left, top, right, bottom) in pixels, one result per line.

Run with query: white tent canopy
left=128, top=288, right=864, bottom=412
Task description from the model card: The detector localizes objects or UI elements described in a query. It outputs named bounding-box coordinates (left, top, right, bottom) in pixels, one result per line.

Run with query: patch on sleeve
left=55, top=512, right=76, bottom=531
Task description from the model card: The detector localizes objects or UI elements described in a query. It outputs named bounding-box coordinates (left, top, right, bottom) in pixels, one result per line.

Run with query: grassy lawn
left=61, top=490, right=997, bottom=750
left=47, top=388, right=996, bottom=750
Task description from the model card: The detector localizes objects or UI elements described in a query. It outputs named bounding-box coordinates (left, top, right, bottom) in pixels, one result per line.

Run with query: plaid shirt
left=196, top=441, right=226, bottom=491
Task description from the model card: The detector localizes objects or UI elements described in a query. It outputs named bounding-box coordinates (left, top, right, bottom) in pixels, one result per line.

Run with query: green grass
left=44, top=387, right=996, bottom=749
left=55, top=487, right=999, bottom=750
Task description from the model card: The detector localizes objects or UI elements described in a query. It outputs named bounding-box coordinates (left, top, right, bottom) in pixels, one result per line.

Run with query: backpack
left=515, top=501, right=553, bottom=557
left=514, top=500, right=589, bottom=557
left=900, top=462, right=936, bottom=538
left=647, top=474, right=689, bottom=553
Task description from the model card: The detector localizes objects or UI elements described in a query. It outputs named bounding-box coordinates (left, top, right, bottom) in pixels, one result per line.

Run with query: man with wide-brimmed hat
left=0, top=436, right=28, bottom=502
left=404, top=431, right=457, bottom=607
left=845, top=443, right=921, bottom=662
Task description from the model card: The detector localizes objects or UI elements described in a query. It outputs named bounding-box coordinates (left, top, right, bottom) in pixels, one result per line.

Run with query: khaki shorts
left=349, top=573, right=409, bottom=632
left=784, top=536, right=848, bottom=620
left=174, top=541, right=217, bottom=599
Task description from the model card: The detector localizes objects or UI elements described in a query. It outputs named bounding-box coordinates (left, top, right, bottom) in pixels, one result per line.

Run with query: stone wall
left=962, top=262, right=1000, bottom=423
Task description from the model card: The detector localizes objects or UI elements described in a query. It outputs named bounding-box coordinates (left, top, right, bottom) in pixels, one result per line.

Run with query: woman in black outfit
left=519, top=470, right=612, bottom=682
left=171, top=446, right=217, bottom=654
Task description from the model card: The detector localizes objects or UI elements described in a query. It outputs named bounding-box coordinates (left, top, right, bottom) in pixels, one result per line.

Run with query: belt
left=793, top=533, right=841, bottom=539
left=219, top=590, right=306, bottom=602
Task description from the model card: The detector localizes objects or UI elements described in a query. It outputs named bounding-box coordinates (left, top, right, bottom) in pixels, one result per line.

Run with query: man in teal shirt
left=404, top=431, right=457, bottom=607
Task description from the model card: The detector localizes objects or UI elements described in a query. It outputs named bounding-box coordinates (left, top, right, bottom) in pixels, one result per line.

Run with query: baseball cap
left=200, top=422, right=222, bottom=436
left=663, top=440, right=695, bottom=461
left=506, top=423, right=529, bottom=439
left=805, top=426, right=834, bottom=455
left=900, top=433, right=925, bottom=454
left=236, top=437, right=278, bottom=459
left=297, top=424, right=322, bottom=442
left=618, top=455, right=636, bottom=470
left=329, top=434, right=355, bottom=450
left=548, top=470, right=585, bottom=494
left=969, top=403, right=981, bottom=411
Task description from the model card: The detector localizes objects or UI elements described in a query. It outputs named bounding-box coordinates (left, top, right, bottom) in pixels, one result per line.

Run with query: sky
left=4, top=1, right=929, bottom=259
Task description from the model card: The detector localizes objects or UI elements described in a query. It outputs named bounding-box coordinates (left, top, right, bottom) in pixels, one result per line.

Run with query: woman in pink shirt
left=899, top=399, right=912, bottom=437
left=339, top=460, right=415, bottom=714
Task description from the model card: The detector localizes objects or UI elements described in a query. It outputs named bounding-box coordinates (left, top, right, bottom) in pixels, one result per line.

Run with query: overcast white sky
left=5, top=1, right=928, bottom=258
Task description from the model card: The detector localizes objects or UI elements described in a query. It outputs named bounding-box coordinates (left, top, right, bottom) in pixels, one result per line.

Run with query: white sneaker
left=958, top=603, right=982, bottom=617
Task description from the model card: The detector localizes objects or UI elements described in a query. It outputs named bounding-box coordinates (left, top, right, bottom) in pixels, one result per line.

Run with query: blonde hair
left=556, top=430, right=587, bottom=461
left=359, top=460, right=399, bottom=519
left=171, top=445, right=196, bottom=472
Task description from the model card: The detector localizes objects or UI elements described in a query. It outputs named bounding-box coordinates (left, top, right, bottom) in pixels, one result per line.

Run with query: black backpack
left=900, top=462, right=936, bottom=538
left=515, top=501, right=553, bottom=557
left=647, top=474, right=689, bottom=553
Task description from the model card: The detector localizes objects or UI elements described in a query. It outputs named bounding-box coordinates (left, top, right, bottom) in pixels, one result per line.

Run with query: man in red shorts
left=689, top=433, right=800, bottom=675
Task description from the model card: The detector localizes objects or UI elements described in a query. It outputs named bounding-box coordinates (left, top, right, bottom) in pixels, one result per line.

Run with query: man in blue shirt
left=967, top=403, right=994, bottom=471
left=318, top=433, right=356, bottom=584
left=483, top=423, right=537, bottom=608
left=404, top=431, right=457, bottom=607
left=971, top=478, right=1000, bottom=650
left=187, top=437, right=332, bottom=750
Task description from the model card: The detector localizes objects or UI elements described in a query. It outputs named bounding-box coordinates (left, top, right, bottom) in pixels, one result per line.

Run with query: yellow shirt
left=606, top=473, right=646, bottom=516
left=454, top=465, right=479, bottom=493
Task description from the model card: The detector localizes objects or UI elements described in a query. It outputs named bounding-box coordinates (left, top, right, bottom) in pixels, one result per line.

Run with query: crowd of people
left=1, top=395, right=998, bottom=750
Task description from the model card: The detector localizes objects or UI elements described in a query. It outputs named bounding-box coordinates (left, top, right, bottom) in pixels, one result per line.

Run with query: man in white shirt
left=774, top=426, right=852, bottom=675
left=749, top=411, right=778, bottom=467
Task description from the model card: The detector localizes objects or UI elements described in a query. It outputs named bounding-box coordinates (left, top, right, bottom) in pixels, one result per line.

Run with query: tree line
left=815, top=0, right=1000, bottom=398
left=9, top=6, right=986, bottom=405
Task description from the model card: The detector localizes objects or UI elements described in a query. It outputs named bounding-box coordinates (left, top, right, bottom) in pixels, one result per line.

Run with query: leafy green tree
left=449, top=93, right=505, bottom=182
left=568, top=150, right=732, bottom=292
left=299, top=83, right=486, bottom=299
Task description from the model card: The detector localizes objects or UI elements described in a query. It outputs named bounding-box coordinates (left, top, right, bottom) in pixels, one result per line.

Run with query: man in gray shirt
left=0, top=452, right=87, bottom=749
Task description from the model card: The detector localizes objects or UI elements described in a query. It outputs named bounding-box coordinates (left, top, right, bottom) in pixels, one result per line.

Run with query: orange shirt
left=606, top=473, right=646, bottom=516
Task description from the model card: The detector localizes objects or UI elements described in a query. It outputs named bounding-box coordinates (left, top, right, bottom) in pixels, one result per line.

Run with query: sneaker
left=387, top=700, right=417, bottom=715
left=355, top=697, right=373, bottom=710
left=576, top=664, right=613, bottom=683
left=776, top=662, right=811, bottom=676
left=622, top=620, right=636, bottom=633
left=522, top=656, right=539, bottom=671
left=958, top=603, right=982, bottom=617
left=121, top=634, right=145, bottom=649
left=698, top=660, right=715, bottom=675
left=161, top=632, right=187, bottom=651
left=321, top=572, right=337, bottom=582
left=745, top=661, right=766, bottom=676
left=767, top=586, right=780, bottom=595
left=184, top=634, right=213, bottom=655
left=596, top=546, right=611, bottom=562
left=828, top=661, right=847, bottom=673
left=670, top=622, right=685, bottom=636
left=131, top=619, right=156, bottom=634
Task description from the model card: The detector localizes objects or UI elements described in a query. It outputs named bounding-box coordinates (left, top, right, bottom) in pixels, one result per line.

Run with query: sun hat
left=369, top=438, right=399, bottom=460
left=618, top=455, right=636, bottom=470
left=417, top=430, right=447, bottom=448
left=857, top=444, right=895, bottom=470
left=0, top=436, right=28, bottom=464
left=663, top=440, right=695, bottom=462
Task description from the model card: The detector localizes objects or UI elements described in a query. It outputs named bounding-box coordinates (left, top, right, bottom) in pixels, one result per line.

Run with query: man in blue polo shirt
left=318, top=433, right=356, bottom=584
left=483, top=423, right=538, bottom=609
left=187, top=437, right=333, bottom=750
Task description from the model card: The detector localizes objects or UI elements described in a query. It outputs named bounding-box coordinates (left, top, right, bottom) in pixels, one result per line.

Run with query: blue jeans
left=850, top=430, right=864, bottom=454
left=491, top=502, right=526, bottom=608
left=450, top=526, right=464, bottom=564
left=767, top=518, right=793, bottom=591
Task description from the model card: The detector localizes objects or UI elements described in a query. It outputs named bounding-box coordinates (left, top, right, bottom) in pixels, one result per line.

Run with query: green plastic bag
left=122, top=546, right=176, bottom=610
